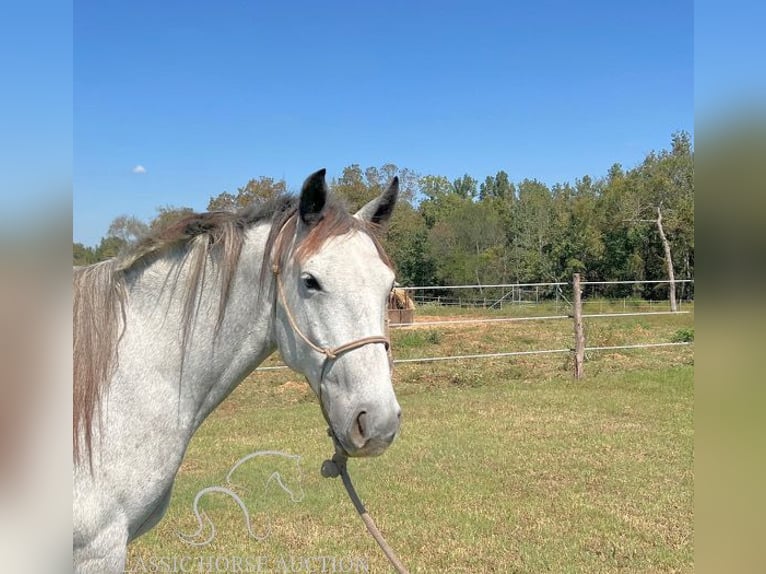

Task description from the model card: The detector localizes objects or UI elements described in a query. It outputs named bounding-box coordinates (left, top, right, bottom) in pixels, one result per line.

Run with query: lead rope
left=321, top=438, right=410, bottom=574
left=271, top=261, right=409, bottom=574
left=318, top=312, right=409, bottom=574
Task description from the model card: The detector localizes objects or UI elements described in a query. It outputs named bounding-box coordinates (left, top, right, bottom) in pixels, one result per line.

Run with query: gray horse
left=73, top=169, right=401, bottom=573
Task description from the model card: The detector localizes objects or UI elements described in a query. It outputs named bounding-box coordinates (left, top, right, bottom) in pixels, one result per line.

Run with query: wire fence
left=255, top=342, right=692, bottom=372
left=402, top=278, right=694, bottom=310
left=393, top=342, right=692, bottom=366
left=255, top=276, right=693, bottom=377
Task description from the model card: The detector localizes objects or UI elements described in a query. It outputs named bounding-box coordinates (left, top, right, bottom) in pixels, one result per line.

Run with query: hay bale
left=388, top=288, right=415, bottom=325
left=389, top=288, right=415, bottom=310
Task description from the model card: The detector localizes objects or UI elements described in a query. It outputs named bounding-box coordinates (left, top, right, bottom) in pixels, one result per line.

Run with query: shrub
left=396, top=329, right=442, bottom=349
left=671, top=328, right=694, bottom=343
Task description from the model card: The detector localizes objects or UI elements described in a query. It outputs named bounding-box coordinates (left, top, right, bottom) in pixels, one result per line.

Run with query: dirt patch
left=276, top=380, right=309, bottom=394
left=396, top=315, right=478, bottom=330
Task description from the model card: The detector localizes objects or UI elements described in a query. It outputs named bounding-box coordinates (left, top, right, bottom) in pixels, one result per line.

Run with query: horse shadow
left=177, top=450, right=305, bottom=546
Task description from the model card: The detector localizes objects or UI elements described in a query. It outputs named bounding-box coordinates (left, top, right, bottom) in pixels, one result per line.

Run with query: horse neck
left=122, top=223, right=277, bottom=429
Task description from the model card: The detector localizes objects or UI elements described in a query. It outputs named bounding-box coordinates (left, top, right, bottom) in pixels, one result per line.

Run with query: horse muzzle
left=343, top=404, right=402, bottom=457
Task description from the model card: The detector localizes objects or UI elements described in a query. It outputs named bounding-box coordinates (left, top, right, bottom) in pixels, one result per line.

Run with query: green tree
left=549, top=178, right=605, bottom=280
left=363, top=163, right=418, bottom=204
left=479, top=170, right=513, bottom=200
left=73, top=242, right=96, bottom=266
left=331, top=163, right=419, bottom=212
left=452, top=174, right=478, bottom=200
left=150, top=205, right=195, bottom=232
left=107, top=215, right=149, bottom=244
left=208, top=176, right=287, bottom=211
left=417, top=175, right=461, bottom=228
left=330, top=164, right=372, bottom=211
left=75, top=135, right=694, bottom=291
left=506, top=179, right=555, bottom=281
left=610, top=132, right=694, bottom=300
left=597, top=162, right=642, bottom=286
left=428, top=199, right=505, bottom=286
left=382, top=202, right=437, bottom=286
left=94, top=236, right=127, bottom=261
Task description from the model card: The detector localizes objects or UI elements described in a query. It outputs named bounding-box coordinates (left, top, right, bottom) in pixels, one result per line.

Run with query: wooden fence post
left=573, top=273, right=585, bottom=379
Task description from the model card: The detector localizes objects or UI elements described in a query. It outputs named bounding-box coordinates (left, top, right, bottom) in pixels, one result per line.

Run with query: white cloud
left=132, top=164, right=147, bottom=174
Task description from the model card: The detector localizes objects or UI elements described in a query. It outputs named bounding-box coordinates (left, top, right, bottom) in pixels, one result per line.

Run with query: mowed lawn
left=127, top=355, right=693, bottom=572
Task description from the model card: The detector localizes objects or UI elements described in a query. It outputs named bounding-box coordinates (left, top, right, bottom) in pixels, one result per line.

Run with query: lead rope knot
left=321, top=428, right=410, bottom=574
left=320, top=429, right=345, bottom=479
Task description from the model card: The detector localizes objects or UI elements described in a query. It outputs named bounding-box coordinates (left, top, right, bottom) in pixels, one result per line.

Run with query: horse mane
left=73, top=194, right=391, bottom=466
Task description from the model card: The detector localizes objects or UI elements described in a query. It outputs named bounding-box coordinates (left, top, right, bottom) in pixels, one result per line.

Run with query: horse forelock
left=261, top=199, right=392, bottom=282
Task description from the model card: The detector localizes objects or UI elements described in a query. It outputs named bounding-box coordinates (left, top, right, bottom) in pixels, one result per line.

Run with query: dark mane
left=73, top=194, right=390, bottom=466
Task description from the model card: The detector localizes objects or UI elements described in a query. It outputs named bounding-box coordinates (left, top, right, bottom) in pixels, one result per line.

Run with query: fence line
left=255, top=365, right=291, bottom=371
left=403, top=278, right=694, bottom=311
left=581, top=279, right=694, bottom=286
left=253, top=275, right=694, bottom=377
left=581, top=310, right=690, bottom=319
left=585, top=342, right=692, bottom=352
left=254, top=349, right=573, bottom=371
left=401, top=282, right=566, bottom=291
left=411, top=295, right=692, bottom=305
left=253, top=341, right=693, bottom=372
left=393, top=348, right=571, bottom=364
left=389, top=310, right=689, bottom=329
left=395, top=342, right=693, bottom=365
left=389, top=315, right=570, bottom=328
left=399, top=279, right=694, bottom=290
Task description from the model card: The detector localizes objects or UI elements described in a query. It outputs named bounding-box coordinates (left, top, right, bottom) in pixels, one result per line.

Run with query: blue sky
left=0, top=0, right=71, bottom=221
left=695, top=0, right=766, bottom=119
left=73, top=1, right=693, bottom=247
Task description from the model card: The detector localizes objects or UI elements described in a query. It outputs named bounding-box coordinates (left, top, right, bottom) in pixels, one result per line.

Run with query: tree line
left=74, top=132, right=693, bottom=299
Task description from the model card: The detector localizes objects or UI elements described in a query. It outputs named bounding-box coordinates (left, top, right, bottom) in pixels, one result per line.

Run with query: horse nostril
left=356, top=411, right=368, bottom=440
left=349, top=409, right=398, bottom=450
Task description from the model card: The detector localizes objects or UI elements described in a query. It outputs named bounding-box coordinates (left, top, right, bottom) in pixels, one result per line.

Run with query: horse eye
left=301, top=273, right=321, bottom=291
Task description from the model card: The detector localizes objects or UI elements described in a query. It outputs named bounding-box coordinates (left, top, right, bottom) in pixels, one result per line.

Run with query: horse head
left=272, top=169, right=401, bottom=457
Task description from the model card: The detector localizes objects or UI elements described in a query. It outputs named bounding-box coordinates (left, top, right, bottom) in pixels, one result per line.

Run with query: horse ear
left=355, top=176, right=399, bottom=225
left=299, top=168, right=328, bottom=226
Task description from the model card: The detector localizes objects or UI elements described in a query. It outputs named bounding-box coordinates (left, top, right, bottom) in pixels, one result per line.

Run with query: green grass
left=396, top=329, right=443, bottom=349
left=127, top=308, right=694, bottom=573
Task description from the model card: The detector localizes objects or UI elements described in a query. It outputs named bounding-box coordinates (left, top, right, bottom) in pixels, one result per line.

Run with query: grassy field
left=127, top=304, right=693, bottom=573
